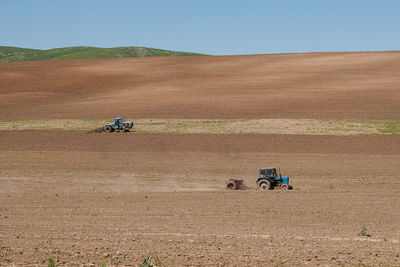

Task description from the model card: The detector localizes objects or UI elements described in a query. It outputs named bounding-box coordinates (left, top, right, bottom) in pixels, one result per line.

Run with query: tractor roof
left=260, top=167, right=276, bottom=170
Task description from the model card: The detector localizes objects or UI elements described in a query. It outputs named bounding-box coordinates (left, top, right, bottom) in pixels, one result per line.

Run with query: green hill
left=0, top=46, right=205, bottom=62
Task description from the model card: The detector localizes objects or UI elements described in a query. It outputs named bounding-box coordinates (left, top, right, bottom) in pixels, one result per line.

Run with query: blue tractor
left=257, top=167, right=293, bottom=190
left=103, top=117, right=134, bottom=133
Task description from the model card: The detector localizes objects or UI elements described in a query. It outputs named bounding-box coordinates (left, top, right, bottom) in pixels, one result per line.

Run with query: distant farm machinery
left=103, top=117, right=134, bottom=132
left=226, top=167, right=293, bottom=191
left=256, top=167, right=293, bottom=190
left=88, top=117, right=134, bottom=133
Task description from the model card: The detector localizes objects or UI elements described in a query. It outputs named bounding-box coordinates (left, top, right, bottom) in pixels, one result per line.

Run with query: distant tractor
left=257, top=167, right=293, bottom=190
left=104, top=117, right=134, bottom=133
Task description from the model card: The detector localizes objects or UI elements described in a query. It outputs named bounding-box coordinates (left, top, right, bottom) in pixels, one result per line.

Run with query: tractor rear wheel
left=258, top=180, right=271, bottom=190
left=104, top=125, right=114, bottom=133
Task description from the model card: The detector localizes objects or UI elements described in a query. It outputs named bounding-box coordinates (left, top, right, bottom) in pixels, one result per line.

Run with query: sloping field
left=1, top=51, right=400, bottom=120
left=1, top=52, right=400, bottom=265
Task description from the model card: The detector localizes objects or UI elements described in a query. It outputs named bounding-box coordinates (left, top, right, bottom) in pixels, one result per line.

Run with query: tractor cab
left=114, top=117, right=123, bottom=127
left=259, top=168, right=278, bottom=178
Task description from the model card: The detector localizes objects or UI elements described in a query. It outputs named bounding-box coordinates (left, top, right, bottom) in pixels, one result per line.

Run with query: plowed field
left=1, top=52, right=400, bottom=266
left=1, top=51, right=400, bottom=120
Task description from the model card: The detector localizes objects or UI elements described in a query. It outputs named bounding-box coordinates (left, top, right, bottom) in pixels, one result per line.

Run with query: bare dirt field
left=1, top=51, right=400, bottom=120
left=1, top=52, right=400, bottom=266
left=1, top=131, right=400, bottom=266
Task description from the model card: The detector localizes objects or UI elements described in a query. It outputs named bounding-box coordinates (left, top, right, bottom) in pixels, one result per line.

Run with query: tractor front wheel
left=280, top=184, right=289, bottom=190
left=258, top=180, right=272, bottom=190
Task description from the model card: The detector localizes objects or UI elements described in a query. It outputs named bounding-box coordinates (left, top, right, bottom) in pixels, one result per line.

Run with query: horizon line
left=1, top=44, right=399, bottom=57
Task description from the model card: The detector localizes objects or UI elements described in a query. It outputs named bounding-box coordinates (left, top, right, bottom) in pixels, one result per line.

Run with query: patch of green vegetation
left=153, top=255, right=163, bottom=266
left=358, top=225, right=371, bottom=237
left=201, top=119, right=232, bottom=124
left=327, top=119, right=400, bottom=136
left=0, top=119, right=39, bottom=123
left=352, top=119, right=400, bottom=136
left=139, top=257, right=155, bottom=267
left=379, top=120, right=400, bottom=135
left=1, top=247, right=13, bottom=258
left=48, top=258, right=58, bottom=267
left=0, top=46, right=205, bottom=62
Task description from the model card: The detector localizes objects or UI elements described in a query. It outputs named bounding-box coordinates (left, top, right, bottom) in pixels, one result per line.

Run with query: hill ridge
left=0, top=45, right=205, bottom=62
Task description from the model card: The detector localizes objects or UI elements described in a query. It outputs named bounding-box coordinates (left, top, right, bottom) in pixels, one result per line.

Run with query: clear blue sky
left=1, top=0, right=399, bottom=55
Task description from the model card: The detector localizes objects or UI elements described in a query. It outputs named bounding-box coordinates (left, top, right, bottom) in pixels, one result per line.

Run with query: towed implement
left=88, top=117, right=134, bottom=133
left=225, top=179, right=248, bottom=190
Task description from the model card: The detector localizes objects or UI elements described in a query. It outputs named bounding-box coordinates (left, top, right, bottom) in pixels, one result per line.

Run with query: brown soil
left=1, top=131, right=400, bottom=265
left=1, top=51, right=400, bottom=120
left=1, top=52, right=400, bottom=266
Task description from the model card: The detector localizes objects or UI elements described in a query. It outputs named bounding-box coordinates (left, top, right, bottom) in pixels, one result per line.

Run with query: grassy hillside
left=0, top=46, right=205, bottom=62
